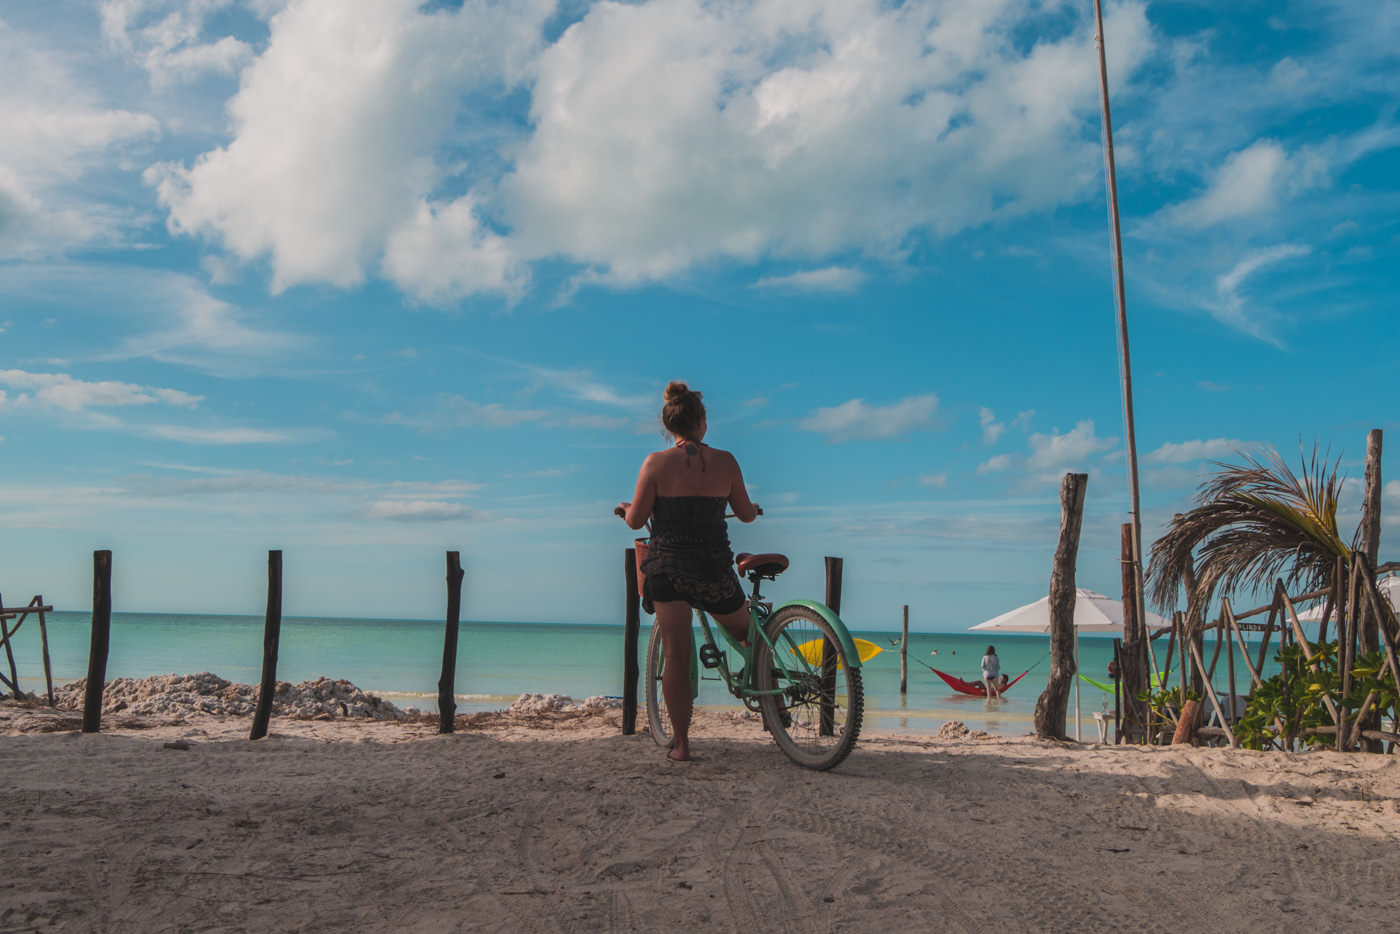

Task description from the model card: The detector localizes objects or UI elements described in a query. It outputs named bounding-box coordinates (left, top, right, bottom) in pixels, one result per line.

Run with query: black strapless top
left=639, top=495, right=735, bottom=591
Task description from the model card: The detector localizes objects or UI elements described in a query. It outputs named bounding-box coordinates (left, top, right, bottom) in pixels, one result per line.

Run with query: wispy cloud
left=1147, top=438, right=1252, bottom=465
left=363, top=499, right=483, bottom=522
left=0, top=369, right=202, bottom=411
left=753, top=266, right=866, bottom=292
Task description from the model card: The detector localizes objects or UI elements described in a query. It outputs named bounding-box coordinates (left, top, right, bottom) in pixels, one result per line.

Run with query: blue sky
left=2, top=0, right=1397, bottom=632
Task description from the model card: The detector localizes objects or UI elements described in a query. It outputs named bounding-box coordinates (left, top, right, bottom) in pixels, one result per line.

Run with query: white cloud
left=149, top=0, right=552, bottom=294
left=505, top=0, right=1154, bottom=286
left=1163, top=139, right=1328, bottom=229
left=0, top=22, right=159, bottom=256
left=0, top=369, right=202, bottom=411
left=753, top=266, right=866, bottom=292
left=146, top=0, right=1155, bottom=297
left=976, top=454, right=1012, bottom=475
left=799, top=393, right=939, bottom=442
left=1026, top=421, right=1116, bottom=471
left=1147, top=438, right=1252, bottom=465
left=918, top=471, right=948, bottom=488
left=100, top=0, right=254, bottom=88
left=979, top=407, right=1004, bottom=445
left=364, top=499, right=478, bottom=522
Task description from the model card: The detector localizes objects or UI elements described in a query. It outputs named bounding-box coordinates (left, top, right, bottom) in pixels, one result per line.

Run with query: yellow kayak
left=793, top=637, right=883, bottom=669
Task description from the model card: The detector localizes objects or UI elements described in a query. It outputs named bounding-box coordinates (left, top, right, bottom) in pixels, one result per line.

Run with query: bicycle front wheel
left=644, top=622, right=672, bottom=747
left=754, top=606, right=864, bottom=770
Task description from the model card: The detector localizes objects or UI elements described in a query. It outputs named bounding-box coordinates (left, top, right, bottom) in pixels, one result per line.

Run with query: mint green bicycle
left=641, top=549, right=865, bottom=770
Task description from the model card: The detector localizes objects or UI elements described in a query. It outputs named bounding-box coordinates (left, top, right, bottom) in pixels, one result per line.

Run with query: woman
left=981, top=645, right=1002, bottom=702
left=615, top=381, right=760, bottom=761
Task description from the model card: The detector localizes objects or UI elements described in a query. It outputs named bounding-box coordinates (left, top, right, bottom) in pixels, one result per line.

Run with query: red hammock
left=930, top=667, right=1028, bottom=697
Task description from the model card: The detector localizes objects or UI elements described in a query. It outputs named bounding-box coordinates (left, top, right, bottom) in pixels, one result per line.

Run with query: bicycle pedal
left=698, top=644, right=724, bottom=669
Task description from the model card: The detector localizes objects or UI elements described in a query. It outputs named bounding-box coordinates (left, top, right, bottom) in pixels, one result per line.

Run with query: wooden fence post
left=438, top=551, right=465, bottom=735
left=250, top=550, right=283, bottom=741
left=820, top=556, right=844, bottom=737
left=622, top=547, right=641, bottom=735
left=0, top=594, right=20, bottom=699
left=1034, top=473, right=1087, bottom=741
left=37, top=597, right=55, bottom=706
left=82, top=550, right=112, bottom=734
left=899, top=605, right=909, bottom=694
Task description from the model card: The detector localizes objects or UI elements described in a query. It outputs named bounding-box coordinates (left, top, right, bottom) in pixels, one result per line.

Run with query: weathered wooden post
left=437, top=551, right=465, bottom=735
left=820, top=556, right=843, bottom=736
left=622, top=547, right=641, bottom=735
left=82, top=550, right=112, bottom=734
left=1118, top=522, right=1146, bottom=743
left=250, top=550, right=283, bottom=741
left=899, top=605, right=909, bottom=694
left=1035, top=473, right=1087, bottom=741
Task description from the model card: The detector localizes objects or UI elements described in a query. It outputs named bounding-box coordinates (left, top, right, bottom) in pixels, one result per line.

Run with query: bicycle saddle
left=735, top=552, right=789, bottom=578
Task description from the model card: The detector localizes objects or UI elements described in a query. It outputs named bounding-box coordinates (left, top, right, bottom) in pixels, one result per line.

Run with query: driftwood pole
left=0, top=594, right=20, bottom=699
left=36, top=598, right=55, bottom=705
left=82, top=550, right=112, bottom=734
left=250, top=550, right=283, bottom=741
left=1358, top=429, right=1383, bottom=656
left=436, top=551, right=465, bottom=735
left=622, top=547, right=641, bottom=735
left=820, top=556, right=843, bottom=737
left=1035, top=473, right=1088, bottom=741
left=899, top=605, right=909, bottom=694
left=1093, top=0, right=1150, bottom=741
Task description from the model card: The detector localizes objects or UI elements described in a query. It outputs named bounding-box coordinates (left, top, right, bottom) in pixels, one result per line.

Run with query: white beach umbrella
left=970, top=588, right=1169, bottom=741
left=1297, top=574, right=1400, bottom=622
left=969, top=587, right=1168, bottom=635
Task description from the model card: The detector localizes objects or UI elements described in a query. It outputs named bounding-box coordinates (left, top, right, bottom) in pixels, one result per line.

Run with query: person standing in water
left=616, top=381, right=760, bottom=761
left=981, top=645, right=1003, bottom=702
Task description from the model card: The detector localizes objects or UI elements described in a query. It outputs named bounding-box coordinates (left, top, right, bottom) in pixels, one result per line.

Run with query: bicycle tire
left=754, top=605, right=863, bottom=770
left=644, top=622, right=672, bottom=747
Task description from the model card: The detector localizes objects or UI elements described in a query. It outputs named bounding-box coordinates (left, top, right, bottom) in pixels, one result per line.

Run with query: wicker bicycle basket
left=633, top=538, right=648, bottom=596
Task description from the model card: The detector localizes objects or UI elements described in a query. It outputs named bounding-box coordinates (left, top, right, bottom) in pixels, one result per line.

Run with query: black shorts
left=644, top=572, right=746, bottom=616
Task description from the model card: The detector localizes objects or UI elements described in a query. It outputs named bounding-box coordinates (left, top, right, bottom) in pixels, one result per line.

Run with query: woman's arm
left=726, top=456, right=760, bottom=523
left=618, top=455, right=658, bottom=530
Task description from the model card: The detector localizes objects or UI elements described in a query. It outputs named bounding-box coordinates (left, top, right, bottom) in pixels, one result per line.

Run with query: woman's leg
left=710, top=603, right=752, bottom=646
left=654, top=600, right=695, bottom=760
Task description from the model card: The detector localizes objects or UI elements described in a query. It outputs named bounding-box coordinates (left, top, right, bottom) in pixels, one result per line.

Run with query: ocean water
left=4, top=611, right=1266, bottom=738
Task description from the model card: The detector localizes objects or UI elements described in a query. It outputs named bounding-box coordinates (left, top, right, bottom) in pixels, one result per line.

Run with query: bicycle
left=623, top=514, right=865, bottom=770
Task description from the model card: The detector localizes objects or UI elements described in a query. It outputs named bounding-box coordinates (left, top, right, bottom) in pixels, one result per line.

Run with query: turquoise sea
left=4, top=612, right=1266, bottom=738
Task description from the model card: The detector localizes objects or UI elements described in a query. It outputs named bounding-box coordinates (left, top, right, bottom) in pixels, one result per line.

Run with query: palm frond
left=1147, top=443, right=1354, bottom=616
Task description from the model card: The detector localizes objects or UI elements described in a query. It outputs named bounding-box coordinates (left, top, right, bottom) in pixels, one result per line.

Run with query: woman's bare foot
left=667, top=741, right=692, bottom=761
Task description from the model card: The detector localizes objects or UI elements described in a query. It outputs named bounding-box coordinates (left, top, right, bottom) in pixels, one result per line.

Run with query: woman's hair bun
left=664, top=380, right=691, bottom=404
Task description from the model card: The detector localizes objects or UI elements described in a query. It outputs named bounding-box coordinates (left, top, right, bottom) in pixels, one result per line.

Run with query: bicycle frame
left=681, top=575, right=862, bottom=703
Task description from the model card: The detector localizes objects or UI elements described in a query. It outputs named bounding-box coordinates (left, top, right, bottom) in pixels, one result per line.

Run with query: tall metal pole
left=1093, top=0, right=1149, bottom=704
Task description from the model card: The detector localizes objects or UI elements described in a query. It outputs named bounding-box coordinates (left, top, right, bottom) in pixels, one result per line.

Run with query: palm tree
left=1147, top=445, right=1354, bottom=617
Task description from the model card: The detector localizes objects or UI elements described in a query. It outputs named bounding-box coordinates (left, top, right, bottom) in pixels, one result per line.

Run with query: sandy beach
left=2, top=699, right=1398, bottom=933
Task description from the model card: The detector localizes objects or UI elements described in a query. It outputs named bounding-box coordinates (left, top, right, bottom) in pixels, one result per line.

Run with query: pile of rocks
left=507, top=693, right=622, bottom=714
left=53, top=673, right=403, bottom=720
left=936, top=720, right=990, bottom=740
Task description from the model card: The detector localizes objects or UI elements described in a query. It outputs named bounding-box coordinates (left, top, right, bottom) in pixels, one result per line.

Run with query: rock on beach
left=51, top=672, right=403, bottom=720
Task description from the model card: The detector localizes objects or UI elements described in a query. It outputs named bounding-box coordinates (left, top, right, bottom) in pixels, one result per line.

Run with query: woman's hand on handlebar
left=614, top=502, right=630, bottom=519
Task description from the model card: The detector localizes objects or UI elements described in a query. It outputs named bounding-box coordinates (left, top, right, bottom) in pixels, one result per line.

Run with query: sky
left=1, top=0, right=1397, bottom=632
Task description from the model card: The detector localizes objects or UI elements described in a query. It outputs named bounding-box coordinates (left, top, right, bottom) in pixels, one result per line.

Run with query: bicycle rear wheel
left=644, top=622, right=672, bottom=747
left=754, top=606, right=864, bottom=770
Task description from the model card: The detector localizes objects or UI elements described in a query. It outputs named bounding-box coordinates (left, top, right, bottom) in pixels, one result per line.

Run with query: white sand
left=2, top=701, right=1398, bottom=932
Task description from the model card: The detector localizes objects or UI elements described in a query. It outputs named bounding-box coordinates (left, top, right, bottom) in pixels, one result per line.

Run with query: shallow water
left=5, top=612, right=1260, bottom=737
